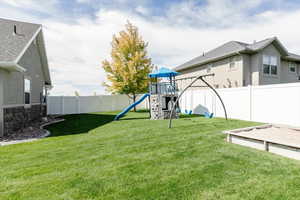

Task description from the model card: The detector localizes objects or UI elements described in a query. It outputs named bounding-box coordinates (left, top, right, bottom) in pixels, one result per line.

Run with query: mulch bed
left=0, top=116, right=63, bottom=142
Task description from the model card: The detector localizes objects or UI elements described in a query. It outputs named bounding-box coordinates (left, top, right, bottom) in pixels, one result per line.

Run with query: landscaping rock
left=0, top=115, right=62, bottom=144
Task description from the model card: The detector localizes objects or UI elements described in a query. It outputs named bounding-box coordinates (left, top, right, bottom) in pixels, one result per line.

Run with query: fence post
left=77, top=97, right=80, bottom=114
left=111, top=95, right=114, bottom=111
left=213, top=90, right=216, bottom=116
left=61, top=96, right=64, bottom=115
left=249, top=85, right=252, bottom=121
left=190, top=88, right=194, bottom=113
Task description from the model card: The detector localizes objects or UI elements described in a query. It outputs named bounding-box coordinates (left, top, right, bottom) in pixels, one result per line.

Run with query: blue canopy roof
left=148, top=67, right=179, bottom=78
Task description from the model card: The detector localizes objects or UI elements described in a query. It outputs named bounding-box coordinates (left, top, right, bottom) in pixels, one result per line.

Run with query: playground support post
left=148, top=95, right=151, bottom=119
left=168, top=73, right=228, bottom=128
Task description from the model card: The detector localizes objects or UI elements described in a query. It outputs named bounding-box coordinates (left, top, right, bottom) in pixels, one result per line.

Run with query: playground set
left=114, top=67, right=227, bottom=128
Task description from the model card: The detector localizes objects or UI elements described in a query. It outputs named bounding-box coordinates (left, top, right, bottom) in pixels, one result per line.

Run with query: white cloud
left=1, top=0, right=300, bottom=96
left=40, top=11, right=132, bottom=95
left=48, top=8, right=300, bottom=95
left=135, top=6, right=149, bottom=15
left=164, top=0, right=266, bottom=27
left=76, top=0, right=90, bottom=3
left=1, top=0, right=58, bottom=14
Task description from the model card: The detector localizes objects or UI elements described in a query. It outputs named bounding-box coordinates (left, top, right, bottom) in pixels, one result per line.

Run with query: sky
left=1, top=0, right=300, bottom=96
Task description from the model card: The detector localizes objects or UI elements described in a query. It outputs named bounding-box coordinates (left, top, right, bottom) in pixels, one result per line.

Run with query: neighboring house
left=0, top=18, right=51, bottom=137
left=175, top=37, right=300, bottom=89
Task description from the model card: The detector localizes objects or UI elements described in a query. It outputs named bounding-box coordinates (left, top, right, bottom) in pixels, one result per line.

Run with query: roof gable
left=0, top=18, right=51, bottom=85
left=0, top=18, right=41, bottom=63
left=175, top=41, right=246, bottom=71
left=175, top=37, right=298, bottom=71
left=16, top=30, right=51, bottom=85
left=247, top=37, right=289, bottom=56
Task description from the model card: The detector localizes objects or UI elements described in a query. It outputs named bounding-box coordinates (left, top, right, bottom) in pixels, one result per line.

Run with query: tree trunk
left=133, top=94, right=137, bottom=112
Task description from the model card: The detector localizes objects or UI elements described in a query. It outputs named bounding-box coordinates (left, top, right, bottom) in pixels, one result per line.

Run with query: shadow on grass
left=46, top=113, right=116, bottom=137
left=119, top=117, right=149, bottom=121
left=179, top=114, right=203, bottom=119
left=133, top=109, right=150, bottom=113
left=118, top=109, right=150, bottom=120
left=121, top=113, right=202, bottom=121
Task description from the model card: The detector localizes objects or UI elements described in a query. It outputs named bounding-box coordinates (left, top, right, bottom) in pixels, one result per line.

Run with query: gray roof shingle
left=175, top=37, right=300, bottom=71
left=285, top=53, right=300, bottom=61
left=246, top=38, right=273, bottom=51
left=0, top=18, right=51, bottom=85
left=0, top=18, right=41, bottom=62
left=175, top=41, right=246, bottom=71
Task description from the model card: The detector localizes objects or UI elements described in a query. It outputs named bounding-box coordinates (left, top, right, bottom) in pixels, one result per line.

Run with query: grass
left=1, top=111, right=300, bottom=199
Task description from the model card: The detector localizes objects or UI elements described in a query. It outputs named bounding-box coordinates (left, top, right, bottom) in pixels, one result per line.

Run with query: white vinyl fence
left=180, top=82, right=300, bottom=127
left=47, top=83, right=300, bottom=127
left=47, top=94, right=148, bottom=115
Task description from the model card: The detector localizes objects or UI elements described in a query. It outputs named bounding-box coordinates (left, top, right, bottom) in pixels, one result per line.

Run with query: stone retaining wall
left=3, top=104, right=47, bottom=137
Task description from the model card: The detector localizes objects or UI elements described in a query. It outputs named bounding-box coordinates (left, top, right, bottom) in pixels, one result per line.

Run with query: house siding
left=2, top=40, right=45, bottom=105
left=175, top=41, right=300, bottom=91
left=0, top=34, right=47, bottom=137
left=281, top=61, right=300, bottom=83
left=242, top=54, right=251, bottom=86
left=176, top=55, right=244, bottom=90
left=251, top=44, right=300, bottom=85
left=259, top=44, right=282, bottom=85
left=18, top=40, right=45, bottom=104
left=3, top=71, right=24, bottom=105
left=249, top=53, right=260, bottom=85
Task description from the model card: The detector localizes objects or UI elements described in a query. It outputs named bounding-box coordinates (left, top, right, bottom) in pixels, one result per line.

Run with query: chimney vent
left=13, top=25, right=25, bottom=37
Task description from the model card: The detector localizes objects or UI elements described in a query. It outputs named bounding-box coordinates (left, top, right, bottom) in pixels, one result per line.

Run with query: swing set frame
left=168, top=73, right=228, bottom=128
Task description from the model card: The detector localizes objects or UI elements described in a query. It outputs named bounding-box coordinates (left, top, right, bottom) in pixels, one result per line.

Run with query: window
left=229, top=57, right=235, bottom=69
left=271, top=65, right=277, bottom=75
left=289, top=62, right=297, bottom=73
left=263, top=55, right=277, bottom=75
left=263, top=64, right=270, bottom=74
left=24, top=78, right=31, bottom=104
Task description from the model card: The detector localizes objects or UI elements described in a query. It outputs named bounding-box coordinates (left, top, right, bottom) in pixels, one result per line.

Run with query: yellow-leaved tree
left=102, top=21, right=153, bottom=111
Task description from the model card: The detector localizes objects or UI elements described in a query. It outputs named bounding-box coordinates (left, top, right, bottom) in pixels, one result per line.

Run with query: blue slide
left=114, top=93, right=150, bottom=120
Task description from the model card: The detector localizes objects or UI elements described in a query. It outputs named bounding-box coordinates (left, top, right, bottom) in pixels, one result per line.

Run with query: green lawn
left=1, top=112, right=300, bottom=200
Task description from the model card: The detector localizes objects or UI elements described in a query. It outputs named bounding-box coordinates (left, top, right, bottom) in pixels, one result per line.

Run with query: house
left=0, top=18, right=51, bottom=137
left=175, top=37, right=300, bottom=89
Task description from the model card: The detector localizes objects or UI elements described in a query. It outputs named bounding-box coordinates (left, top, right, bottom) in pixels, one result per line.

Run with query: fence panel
left=251, top=83, right=300, bottom=126
left=178, top=82, right=300, bottom=127
left=78, top=96, right=102, bottom=113
left=47, top=94, right=147, bottom=115
left=47, top=83, right=300, bottom=127
left=191, top=90, right=214, bottom=115
left=47, top=96, right=63, bottom=115
left=215, top=87, right=251, bottom=120
left=63, top=96, right=79, bottom=114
